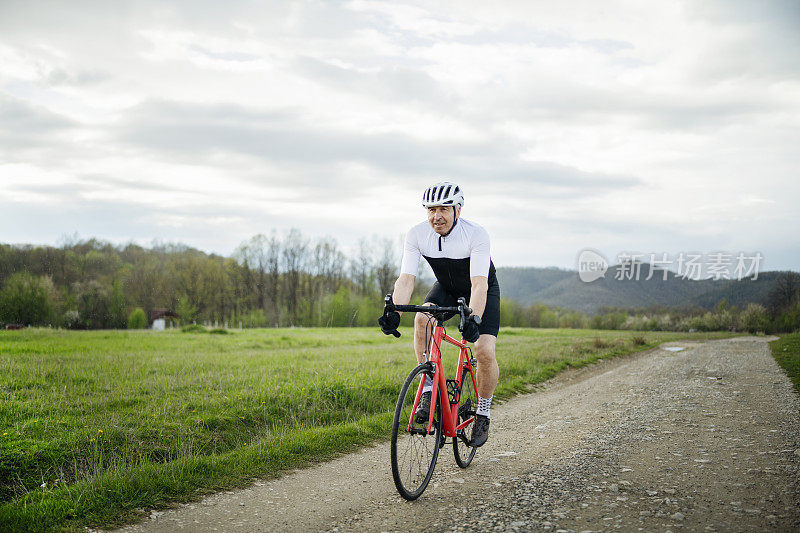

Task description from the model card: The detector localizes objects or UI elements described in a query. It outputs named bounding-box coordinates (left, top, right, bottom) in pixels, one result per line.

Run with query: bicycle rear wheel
left=453, top=362, right=478, bottom=468
left=391, top=364, right=442, bottom=500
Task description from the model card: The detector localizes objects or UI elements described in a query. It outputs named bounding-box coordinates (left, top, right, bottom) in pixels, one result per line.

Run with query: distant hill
left=496, top=265, right=786, bottom=315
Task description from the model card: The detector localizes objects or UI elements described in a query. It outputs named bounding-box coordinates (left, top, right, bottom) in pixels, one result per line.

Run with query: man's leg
left=474, top=334, right=498, bottom=398
left=471, top=334, right=497, bottom=447
left=413, top=303, right=435, bottom=364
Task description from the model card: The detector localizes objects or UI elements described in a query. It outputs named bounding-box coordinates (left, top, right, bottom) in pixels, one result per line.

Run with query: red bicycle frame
left=408, top=323, right=478, bottom=438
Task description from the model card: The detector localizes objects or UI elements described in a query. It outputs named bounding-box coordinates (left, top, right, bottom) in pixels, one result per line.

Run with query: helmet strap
left=442, top=207, right=458, bottom=237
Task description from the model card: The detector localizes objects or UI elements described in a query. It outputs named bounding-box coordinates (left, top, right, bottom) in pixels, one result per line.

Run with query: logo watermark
left=576, top=249, right=763, bottom=282
left=577, top=248, right=609, bottom=282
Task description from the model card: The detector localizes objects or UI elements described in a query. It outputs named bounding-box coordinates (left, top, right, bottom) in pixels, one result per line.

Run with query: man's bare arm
left=392, top=273, right=416, bottom=308
left=469, top=276, right=489, bottom=318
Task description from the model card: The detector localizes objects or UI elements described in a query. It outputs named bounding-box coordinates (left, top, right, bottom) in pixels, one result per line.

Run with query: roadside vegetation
left=0, top=327, right=736, bottom=532
left=770, top=333, right=800, bottom=394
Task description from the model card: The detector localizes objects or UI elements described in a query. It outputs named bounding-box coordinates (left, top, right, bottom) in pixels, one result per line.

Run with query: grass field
left=770, top=332, right=800, bottom=394
left=0, top=326, right=738, bottom=532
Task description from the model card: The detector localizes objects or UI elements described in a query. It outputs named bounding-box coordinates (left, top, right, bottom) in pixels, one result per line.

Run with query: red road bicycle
left=382, top=295, right=479, bottom=500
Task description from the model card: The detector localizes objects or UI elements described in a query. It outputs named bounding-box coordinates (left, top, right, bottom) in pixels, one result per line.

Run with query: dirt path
left=116, top=337, right=800, bottom=532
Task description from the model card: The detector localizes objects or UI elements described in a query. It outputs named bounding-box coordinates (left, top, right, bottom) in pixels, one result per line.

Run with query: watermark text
left=576, top=249, right=763, bottom=282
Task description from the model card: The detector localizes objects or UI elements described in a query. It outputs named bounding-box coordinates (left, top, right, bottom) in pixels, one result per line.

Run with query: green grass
left=0, top=326, right=736, bottom=532
left=770, top=333, right=800, bottom=394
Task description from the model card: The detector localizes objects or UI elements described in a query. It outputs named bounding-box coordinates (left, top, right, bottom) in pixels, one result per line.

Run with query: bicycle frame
left=409, top=323, right=478, bottom=440
left=386, top=295, right=480, bottom=499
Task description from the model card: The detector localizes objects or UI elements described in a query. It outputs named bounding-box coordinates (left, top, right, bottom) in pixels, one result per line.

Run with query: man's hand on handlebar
left=379, top=295, right=401, bottom=337
left=378, top=310, right=401, bottom=337
left=460, top=315, right=481, bottom=343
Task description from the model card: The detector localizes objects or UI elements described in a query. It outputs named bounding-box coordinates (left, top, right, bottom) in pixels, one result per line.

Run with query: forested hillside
left=494, top=264, right=799, bottom=333
left=496, top=265, right=785, bottom=314
left=0, top=232, right=427, bottom=329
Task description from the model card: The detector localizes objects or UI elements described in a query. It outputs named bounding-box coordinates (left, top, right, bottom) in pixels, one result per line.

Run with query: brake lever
left=457, top=297, right=472, bottom=332
left=383, top=294, right=395, bottom=313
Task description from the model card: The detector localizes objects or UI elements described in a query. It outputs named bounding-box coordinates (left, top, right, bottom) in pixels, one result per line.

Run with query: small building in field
left=151, top=309, right=180, bottom=330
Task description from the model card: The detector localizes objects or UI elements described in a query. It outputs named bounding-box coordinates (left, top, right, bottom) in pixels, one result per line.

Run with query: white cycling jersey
left=400, top=217, right=497, bottom=297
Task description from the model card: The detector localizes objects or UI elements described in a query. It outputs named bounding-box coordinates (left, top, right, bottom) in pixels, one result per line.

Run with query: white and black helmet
left=421, top=181, right=464, bottom=208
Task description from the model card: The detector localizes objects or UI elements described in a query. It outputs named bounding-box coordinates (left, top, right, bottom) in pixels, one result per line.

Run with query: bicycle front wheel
left=453, top=362, right=478, bottom=468
left=391, top=364, right=442, bottom=500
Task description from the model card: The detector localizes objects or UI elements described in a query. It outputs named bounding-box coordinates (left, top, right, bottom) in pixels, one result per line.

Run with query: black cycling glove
left=460, top=315, right=481, bottom=343
left=378, top=311, right=401, bottom=335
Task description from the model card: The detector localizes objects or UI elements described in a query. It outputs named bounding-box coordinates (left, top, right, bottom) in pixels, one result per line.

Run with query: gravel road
left=116, top=336, right=800, bottom=533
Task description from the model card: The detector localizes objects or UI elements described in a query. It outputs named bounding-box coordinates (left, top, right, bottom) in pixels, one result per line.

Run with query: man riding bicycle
left=379, top=182, right=500, bottom=447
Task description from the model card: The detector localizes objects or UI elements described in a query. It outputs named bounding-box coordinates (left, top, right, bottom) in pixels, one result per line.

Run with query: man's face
left=427, top=205, right=460, bottom=235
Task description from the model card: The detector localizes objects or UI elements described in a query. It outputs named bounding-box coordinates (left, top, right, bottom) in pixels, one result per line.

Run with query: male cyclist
left=378, top=182, right=500, bottom=446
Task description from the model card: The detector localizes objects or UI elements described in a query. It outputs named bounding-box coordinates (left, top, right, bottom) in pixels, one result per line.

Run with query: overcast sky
left=1, top=0, right=798, bottom=271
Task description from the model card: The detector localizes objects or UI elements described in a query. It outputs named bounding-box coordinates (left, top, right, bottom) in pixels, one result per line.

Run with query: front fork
left=407, top=361, right=436, bottom=434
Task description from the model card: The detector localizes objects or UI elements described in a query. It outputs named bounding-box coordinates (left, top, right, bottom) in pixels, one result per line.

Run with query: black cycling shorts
left=423, top=281, right=501, bottom=337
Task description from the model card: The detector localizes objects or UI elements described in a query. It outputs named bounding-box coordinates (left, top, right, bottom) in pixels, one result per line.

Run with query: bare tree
left=242, top=234, right=271, bottom=311
left=232, top=243, right=256, bottom=311
left=281, top=228, right=308, bottom=325
left=234, top=233, right=282, bottom=323
left=313, top=237, right=346, bottom=293
left=767, top=271, right=800, bottom=317
left=350, top=238, right=374, bottom=295
left=374, top=236, right=399, bottom=297
left=266, top=232, right=281, bottom=322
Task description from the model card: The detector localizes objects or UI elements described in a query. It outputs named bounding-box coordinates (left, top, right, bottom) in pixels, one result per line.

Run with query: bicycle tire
left=391, top=364, right=442, bottom=500
left=453, top=362, right=478, bottom=468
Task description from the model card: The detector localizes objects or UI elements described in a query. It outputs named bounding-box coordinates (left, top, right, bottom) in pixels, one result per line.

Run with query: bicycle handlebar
left=382, top=294, right=472, bottom=338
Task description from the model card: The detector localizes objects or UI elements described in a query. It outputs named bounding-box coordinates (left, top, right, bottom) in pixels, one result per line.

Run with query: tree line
left=1, top=233, right=797, bottom=333
left=0, top=231, right=429, bottom=330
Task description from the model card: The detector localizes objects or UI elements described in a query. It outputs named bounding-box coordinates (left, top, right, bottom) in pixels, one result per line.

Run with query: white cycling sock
left=422, top=375, right=432, bottom=393
left=477, top=395, right=492, bottom=418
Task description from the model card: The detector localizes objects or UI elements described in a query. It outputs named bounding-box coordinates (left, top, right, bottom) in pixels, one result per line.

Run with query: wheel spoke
left=391, top=367, right=441, bottom=499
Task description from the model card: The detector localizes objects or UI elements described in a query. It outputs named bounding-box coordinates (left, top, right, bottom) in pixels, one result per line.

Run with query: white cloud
left=0, top=0, right=798, bottom=269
